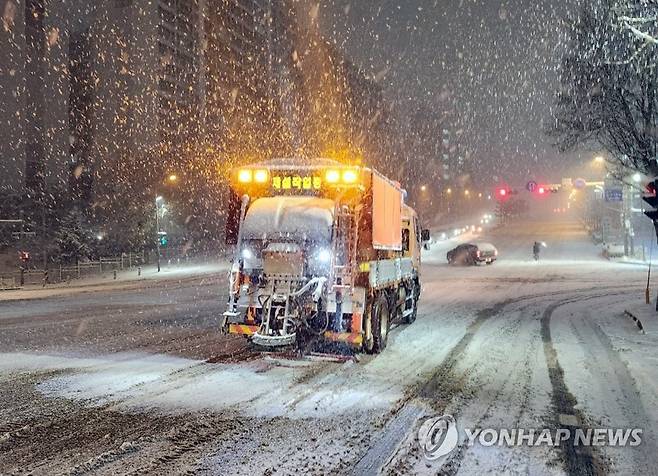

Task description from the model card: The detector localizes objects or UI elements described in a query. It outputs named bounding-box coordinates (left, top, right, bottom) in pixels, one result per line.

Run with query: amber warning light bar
left=232, top=166, right=362, bottom=191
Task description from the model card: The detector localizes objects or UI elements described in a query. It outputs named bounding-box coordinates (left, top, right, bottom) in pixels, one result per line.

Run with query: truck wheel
left=364, top=294, right=390, bottom=354
left=404, top=282, right=419, bottom=324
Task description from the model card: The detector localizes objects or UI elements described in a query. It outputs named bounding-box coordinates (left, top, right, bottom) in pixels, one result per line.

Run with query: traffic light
left=496, top=188, right=510, bottom=201
left=158, top=232, right=168, bottom=246
left=643, top=179, right=658, bottom=242
left=496, top=187, right=519, bottom=201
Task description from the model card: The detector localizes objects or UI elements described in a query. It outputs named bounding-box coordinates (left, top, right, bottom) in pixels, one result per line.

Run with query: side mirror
left=421, top=229, right=431, bottom=242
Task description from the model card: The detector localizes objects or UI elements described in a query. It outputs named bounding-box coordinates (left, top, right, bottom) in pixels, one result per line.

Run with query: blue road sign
left=604, top=189, right=623, bottom=202
left=574, top=178, right=587, bottom=189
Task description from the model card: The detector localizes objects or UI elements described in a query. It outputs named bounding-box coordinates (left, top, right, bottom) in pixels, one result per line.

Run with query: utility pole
left=623, top=181, right=629, bottom=256
left=41, top=194, right=47, bottom=271
left=155, top=196, right=162, bottom=273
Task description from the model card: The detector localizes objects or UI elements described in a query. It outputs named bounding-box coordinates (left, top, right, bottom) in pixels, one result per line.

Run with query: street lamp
left=420, top=185, right=427, bottom=192
left=464, top=189, right=470, bottom=197
left=155, top=196, right=164, bottom=272
left=633, top=172, right=642, bottom=183
left=594, top=155, right=605, bottom=164
left=167, top=174, right=178, bottom=183
left=446, top=188, right=452, bottom=195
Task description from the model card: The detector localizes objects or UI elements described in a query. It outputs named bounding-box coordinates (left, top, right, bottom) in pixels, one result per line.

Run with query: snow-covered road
left=0, top=219, right=655, bottom=475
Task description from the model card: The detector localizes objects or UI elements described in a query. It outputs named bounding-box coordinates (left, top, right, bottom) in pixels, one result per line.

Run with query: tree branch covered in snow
left=551, top=0, right=658, bottom=174
left=620, top=17, right=658, bottom=44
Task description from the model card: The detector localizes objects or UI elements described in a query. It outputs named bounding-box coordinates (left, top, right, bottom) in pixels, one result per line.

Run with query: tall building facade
left=86, top=0, right=206, bottom=198
left=0, top=0, right=385, bottom=200
left=0, top=0, right=208, bottom=198
left=0, top=0, right=72, bottom=196
left=204, top=0, right=279, bottom=157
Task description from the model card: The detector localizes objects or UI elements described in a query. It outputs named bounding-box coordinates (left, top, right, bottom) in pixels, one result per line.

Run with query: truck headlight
left=317, top=248, right=332, bottom=263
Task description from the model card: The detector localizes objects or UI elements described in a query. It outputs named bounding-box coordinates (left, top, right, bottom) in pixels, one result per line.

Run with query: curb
left=624, top=310, right=646, bottom=334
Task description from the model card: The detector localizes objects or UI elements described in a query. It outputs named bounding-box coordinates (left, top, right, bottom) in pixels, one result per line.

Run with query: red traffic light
left=498, top=188, right=507, bottom=197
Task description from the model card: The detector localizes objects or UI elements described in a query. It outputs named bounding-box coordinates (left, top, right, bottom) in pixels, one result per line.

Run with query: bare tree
left=551, top=0, right=658, bottom=175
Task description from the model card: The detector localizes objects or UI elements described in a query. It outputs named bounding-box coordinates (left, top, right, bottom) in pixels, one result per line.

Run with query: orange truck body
left=371, top=170, right=403, bottom=251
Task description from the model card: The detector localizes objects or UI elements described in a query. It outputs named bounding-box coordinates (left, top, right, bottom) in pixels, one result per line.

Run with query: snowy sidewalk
left=0, top=261, right=229, bottom=301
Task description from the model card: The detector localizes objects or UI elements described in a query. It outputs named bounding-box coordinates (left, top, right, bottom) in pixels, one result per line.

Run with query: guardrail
left=0, top=276, right=17, bottom=290
left=0, top=251, right=148, bottom=288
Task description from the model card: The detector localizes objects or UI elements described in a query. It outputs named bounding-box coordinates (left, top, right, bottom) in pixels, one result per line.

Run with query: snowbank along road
left=0, top=218, right=656, bottom=475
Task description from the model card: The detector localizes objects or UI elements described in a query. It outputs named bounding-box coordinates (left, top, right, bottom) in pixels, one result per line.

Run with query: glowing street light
left=633, top=172, right=642, bottom=183
left=594, top=155, right=605, bottom=164
left=420, top=185, right=428, bottom=192
left=446, top=188, right=452, bottom=195
left=464, top=189, right=470, bottom=196
left=167, top=174, right=178, bottom=183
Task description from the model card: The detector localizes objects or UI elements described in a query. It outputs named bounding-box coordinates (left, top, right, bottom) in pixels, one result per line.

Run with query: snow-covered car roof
left=473, top=242, right=497, bottom=252
left=242, top=196, right=334, bottom=242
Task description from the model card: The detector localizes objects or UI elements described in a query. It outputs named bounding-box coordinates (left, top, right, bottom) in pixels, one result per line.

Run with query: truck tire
left=364, top=294, right=390, bottom=354
left=404, top=281, right=419, bottom=324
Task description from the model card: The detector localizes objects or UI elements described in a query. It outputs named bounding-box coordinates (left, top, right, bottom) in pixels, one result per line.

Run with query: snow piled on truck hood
left=242, top=196, right=334, bottom=242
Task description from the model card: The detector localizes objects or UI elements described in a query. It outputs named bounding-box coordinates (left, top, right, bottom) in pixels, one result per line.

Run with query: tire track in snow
left=539, top=292, right=634, bottom=476
left=352, top=284, right=638, bottom=476
left=565, top=304, right=657, bottom=474
left=352, top=295, right=538, bottom=476
left=415, top=301, right=543, bottom=476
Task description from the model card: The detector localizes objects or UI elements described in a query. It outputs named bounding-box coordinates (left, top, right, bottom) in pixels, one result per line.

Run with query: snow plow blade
left=251, top=332, right=297, bottom=347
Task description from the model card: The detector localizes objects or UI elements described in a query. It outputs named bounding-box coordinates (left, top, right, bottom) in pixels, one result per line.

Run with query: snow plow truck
left=222, top=158, right=430, bottom=354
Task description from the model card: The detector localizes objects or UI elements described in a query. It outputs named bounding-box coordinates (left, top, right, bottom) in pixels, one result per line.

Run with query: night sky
left=320, top=0, right=588, bottom=185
